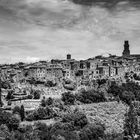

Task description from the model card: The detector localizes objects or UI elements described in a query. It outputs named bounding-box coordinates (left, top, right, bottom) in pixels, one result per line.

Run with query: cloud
left=0, top=0, right=140, bottom=63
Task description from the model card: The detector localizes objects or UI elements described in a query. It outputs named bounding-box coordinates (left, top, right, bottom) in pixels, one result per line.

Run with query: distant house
left=28, top=65, right=46, bottom=81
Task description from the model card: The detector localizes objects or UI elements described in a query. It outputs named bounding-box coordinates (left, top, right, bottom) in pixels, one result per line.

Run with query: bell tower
left=122, top=40, right=130, bottom=57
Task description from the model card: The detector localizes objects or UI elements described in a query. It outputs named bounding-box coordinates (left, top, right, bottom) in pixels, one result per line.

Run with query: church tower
left=122, top=40, right=130, bottom=57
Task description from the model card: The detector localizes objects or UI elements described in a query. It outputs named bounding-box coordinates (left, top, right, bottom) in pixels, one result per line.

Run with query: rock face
left=75, top=101, right=128, bottom=134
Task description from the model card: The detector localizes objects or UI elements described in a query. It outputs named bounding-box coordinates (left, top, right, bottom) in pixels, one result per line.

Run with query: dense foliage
left=0, top=109, right=20, bottom=131
left=62, top=92, right=75, bottom=105
left=26, top=107, right=57, bottom=121
left=62, top=111, right=88, bottom=129
left=108, top=81, right=140, bottom=104
left=123, top=102, right=140, bottom=139
left=33, top=90, right=41, bottom=99
left=76, top=89, right=106, bottom=104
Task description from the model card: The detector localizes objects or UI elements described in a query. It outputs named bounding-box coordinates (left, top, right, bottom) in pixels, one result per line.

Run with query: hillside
left=73, top=101, right=128, bottom=134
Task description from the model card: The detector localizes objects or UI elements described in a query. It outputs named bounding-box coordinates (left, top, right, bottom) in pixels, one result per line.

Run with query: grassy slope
left=73, top=101, right=128, bottom=134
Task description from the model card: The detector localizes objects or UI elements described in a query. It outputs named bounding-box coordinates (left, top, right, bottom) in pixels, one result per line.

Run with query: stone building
left=46, top=64, right=63, bottom=81
left=28, top=66, right=46, bottom=81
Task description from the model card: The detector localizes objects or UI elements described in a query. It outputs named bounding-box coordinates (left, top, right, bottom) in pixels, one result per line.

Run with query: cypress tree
left=20, top=105, right=25, bottom=121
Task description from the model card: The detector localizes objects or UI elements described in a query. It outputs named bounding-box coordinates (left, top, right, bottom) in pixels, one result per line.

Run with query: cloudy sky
left=0, top=0, right=140, bottom=63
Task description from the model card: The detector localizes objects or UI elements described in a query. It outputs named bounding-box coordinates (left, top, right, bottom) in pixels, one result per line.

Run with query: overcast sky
left=0, top=0, right=140, bottom=63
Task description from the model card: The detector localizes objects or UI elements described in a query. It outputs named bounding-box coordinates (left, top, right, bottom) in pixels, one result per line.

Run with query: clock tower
left=122, top=40, right=130, bottom=57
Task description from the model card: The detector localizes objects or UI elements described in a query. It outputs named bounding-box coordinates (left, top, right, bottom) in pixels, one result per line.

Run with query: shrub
left=46, top=97, right=53, bottom=106
left=76, top=89, right=106, bottom=104
left=124, top=102, right=139, bottom=139
left=26, top=107, right=56, bottom=121
left=7, top=100, right=12, bottom=106
left=52, top=129, right=79, bottom=140
left=13, top=106, right=21, bottom=115
left=120, top=91, right=135, bottom=105
left=108, top=84, right=123, bottom=97
left=108, top=81, right=140, bottom=104
left=52, top=99, right=64, bottom=110
left=33, top=90, right=41, bottom=99
left=27, top=94, right=33, bottom=99
left=45, top=80, right=57, bottom=87
left=62, top=92, right=75, bottom=105
left=41, top=98, right=46, bottom=107
left=51, top=122, right=75, bottom=132
left=79, top=123, right=105, bottom=140
left=0, top=110, right=12, bottom=126
left=26, top=112, right=36, bottom=121
left=7, top=116, right=20, bottom=131
left=62, top=111, right=88, bottom=129
left=6, top=90, right=14, bottom=100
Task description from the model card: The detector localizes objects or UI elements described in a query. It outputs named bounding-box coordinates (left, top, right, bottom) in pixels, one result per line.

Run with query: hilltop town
left=0, top=41, right=140, bottom=140
left=1, top=41, right=140, bottom=95
left=1, top=40, right=140, bottom=110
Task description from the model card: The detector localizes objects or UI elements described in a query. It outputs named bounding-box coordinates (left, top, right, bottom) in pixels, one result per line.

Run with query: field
left=72, top=101, right=128, bottom=134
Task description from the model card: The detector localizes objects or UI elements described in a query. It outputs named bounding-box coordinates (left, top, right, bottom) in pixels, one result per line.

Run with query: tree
left=62, top=111, right=88, bottom=129
left=0, top=110, right=12, bottom=126
left=6, top=90, right=14, bottom=100
left=46, top=97, right=53, bottom=106
left=7, top=116, right=20, bottom=131
left=0, top=79, right=3, bottom=107
left=45, top=80, right=57, bottom=87
left=41, top=96, right=46, bottom=107
left=79, top=123, right=105, bottom=140
left=62, top=92, right=75, bottom=105
left=76, top=89, right=106, bottom=104
left=33, top=90, right=41, bottom=99
left=20, top=105, right=25, bottom=121
left=124, top=102, right=139, bottom=140
left=13, top=106, right=21, bottom=115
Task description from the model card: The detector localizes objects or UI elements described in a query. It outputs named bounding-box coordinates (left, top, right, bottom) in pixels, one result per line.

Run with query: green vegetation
left=62, top=92, right=75, bottom=105
left=108, top=81, right=140, bottom=105
left=76, top=89, right=106, bottom=104
left=26, top=106, right=57, bottom=121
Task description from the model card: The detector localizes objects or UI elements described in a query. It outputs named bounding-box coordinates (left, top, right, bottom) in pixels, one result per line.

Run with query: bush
left=62, top=92, right=75, bottom=105
left=7, top=100, right=12, bottom=106
left=26, top=107, right=56, bottom=121
left=79, top=123, right=105, bottom=140
left=45, top=80, right=57, bottom=87
left=62, top=111, right=88, bottom=129
left=108, top=84, right=123, bottom=97
left=52, top=99, right=64, bottom=110
left=1, top=81, right=11, bottom=89
left=124, top=103, right=139, bottom=139
left=41, top=97, right=53, bottom=107
left=26, top=112, right=36, bottom=121
left=120, top=91, right=135, bottom=105
left=33, top=90, right=41, bottom=99
left=27, top=94, right=33, bottom=99
left=13, top=106, right=21, bottom=115
left=76, top=89, right=106, bottom=104
left=108, top=81, right=140, bottom=104
left=0, top=110, right=12, bottom=126
left=7, top=116, right=20, bottom=131
left=6, top=90, right=14, bottom=100
left=52, top=129, right=79, bottom=140
left=46, top=97, right=53, bottom=106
